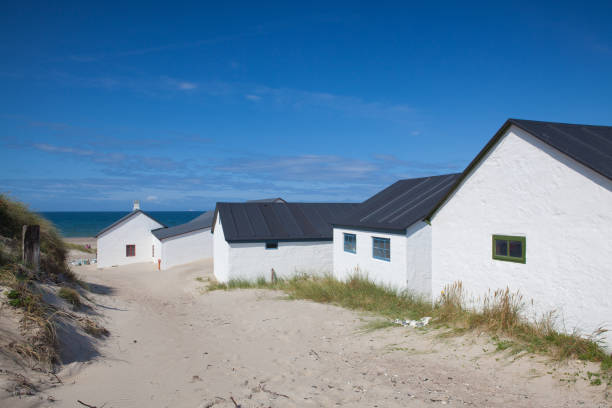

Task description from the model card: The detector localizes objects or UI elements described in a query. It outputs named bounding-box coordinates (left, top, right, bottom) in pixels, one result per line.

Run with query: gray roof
left=334, top=174, right=461, bottom=233
left=246, top=198, right=286, bottom=203
left=213, top=202, right=359, bottom=242
left=151, top=211, right=214, bottom=240
left=426, top=118, right=612, bottom=220
left=509, top=119, right=612, bottom=180
left=95, top=210, right=167, bottom=238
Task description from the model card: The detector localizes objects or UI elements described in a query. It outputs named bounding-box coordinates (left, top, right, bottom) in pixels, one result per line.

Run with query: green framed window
left=492, top=235, right=526, bottom=263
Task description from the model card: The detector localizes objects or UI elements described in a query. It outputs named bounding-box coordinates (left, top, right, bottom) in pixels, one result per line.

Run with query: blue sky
left=1, top=1, right=611, bottom=211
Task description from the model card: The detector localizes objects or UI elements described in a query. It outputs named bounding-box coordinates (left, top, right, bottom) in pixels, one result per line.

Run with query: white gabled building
left=332, top=174, right=459, bottom=297
left=96, top=202, right=166, bottom=268
left=428, top=119, right=612, bottom=345
left=96, top=202, right=214, bottom=270
left=212, top=201, right=358, bottom=283
left=151, top=211, right=214, bottom=270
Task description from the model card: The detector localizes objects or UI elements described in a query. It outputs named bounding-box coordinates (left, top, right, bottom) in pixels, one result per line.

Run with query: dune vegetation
left=209, top=274, right=611, bottom=375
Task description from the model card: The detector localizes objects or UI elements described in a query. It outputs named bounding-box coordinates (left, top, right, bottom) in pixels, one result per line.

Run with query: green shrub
left=6, top=289, right=19, bottom=299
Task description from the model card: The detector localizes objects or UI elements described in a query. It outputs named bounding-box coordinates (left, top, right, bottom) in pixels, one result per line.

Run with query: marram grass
left=208, top=274, right=611, bottom=372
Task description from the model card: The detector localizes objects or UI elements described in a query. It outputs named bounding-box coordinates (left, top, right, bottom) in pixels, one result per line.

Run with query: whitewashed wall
left=431, top=125, right=612, bottom=346
left=97, top=213, right=163, bottom=268
left=160, top=228, right=212, bottom=270
left=212, top=214, right=333, bottom=282
left=213, top=215, right=230, bottom=282
left=333, top=222, right=432, bottom=296
left=152, top=235, right=162, bottom=269
left=226, top=240, right=332, bottom=282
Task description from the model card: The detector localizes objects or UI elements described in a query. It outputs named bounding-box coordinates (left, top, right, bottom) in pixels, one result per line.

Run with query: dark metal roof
left=508, top=119, right=612, bottom=180
left=213, top=202, right=359, bottom=242
left=334, top=174, right=461, bottom=232
left=426, top=119, right=612, bottom=220
left=246, top=198, right=286, bottom=203
left=95, top=210, right=167, bottom=238
left=151, top=211, right=214, bottom=240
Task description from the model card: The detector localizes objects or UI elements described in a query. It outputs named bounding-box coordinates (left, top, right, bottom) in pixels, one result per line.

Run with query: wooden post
left=271, top=268, right=277, bottom=283
left=22, top=225, right=40, bottom=271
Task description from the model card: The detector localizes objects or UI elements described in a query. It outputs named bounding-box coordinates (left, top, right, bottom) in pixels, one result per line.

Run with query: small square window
left=372, top=237, right=390, bottom=261
left=126, top=244, right=136, bottom=257
left=492, top=235, right=525, bottom=263
left=265, top=241, right=278, bottom=249
left=344, top=233, right=356, bottom=253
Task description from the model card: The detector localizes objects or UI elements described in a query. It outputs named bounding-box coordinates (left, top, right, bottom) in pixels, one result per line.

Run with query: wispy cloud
left=178, top=81, right=198, bottom=90
left=217, top=154, right=379, bottom=182
left=33, top=143, right=94, bottom=156
left=372, top=153, right=464, bottom=174
left=34, top=71, right=416, bottom=122
left=65, top=32, right=255, bottom=62
left=31, top=142, right=187, bottom=174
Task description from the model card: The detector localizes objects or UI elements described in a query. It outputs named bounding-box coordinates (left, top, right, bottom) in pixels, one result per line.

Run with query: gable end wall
left=431, top=125, right=612, bottom=345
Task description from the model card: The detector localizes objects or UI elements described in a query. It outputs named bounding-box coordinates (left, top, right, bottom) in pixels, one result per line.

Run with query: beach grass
left=64, top=242, right=96, bottom=254
left=208, top=273, right=611, bottom=372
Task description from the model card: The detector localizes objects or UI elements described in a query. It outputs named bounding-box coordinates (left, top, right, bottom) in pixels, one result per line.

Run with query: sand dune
left=5, top=259, right=609, bottom=407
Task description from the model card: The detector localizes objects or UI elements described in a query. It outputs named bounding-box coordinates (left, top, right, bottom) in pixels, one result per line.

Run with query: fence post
left=22, top=225, right=40, bottom=271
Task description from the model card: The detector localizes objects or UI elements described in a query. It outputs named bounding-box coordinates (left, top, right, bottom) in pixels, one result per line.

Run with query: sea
left=41, top=211, right=206, bottom=238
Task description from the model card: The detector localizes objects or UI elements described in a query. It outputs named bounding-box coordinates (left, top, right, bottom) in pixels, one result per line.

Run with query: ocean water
left=41, top=211, right=206, bottom=238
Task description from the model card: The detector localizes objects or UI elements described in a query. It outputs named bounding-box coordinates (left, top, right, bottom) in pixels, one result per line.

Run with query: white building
left=212, top=202, right=358, bottom=282
left=152, top=211, right=214, bottom=270
left=96, top=202, right=214, bottom=270
left=332, top=174, right=459, bottom=297
left=428, top=119, right=612, bottom=345
left=96, top=204, right=166, bottom=268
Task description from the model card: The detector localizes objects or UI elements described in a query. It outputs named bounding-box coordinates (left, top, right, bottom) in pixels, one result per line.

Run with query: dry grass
left=58, top=287, right=81, bottom=307
left=3, top=279, right=60, bottom=368
left=0, top=194, right=84, bottom=369
left=64, top=242, right=96, bottom=254
left=209, top=274, right=611, bottom=372
left=435, top=282, right=611, bottom=368
left=0, top=194, right=75, bottom=282
left=79, top=317, right=110, bottom=338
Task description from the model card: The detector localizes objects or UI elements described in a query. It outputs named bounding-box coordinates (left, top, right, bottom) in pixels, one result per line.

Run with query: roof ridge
left=509, top=118, right=612, bottom=129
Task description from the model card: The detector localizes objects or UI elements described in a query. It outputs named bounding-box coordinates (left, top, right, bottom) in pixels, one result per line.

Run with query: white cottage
left=212, top=202, right=358, bottom=282
left=151, top=211, right=214, bottom=270
left=96, top=202, right=214, bottom=270
left=96, top=202, right=166, bottom=268
left=332, top=174, right=459, bottom=296
left=428, top=119, right=612, bottom=344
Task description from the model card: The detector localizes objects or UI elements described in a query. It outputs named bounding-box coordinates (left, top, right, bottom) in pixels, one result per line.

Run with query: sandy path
left=12, top=260, right=610, bottom=408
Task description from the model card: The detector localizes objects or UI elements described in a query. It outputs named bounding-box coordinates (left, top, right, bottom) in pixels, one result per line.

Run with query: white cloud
left=178, top=81, right=197, bottom=90
left=245, top=94, right=262, bottom=101
left=33, top=143, right=94, bottom=156
left=145, top=195, right=158, bottom=201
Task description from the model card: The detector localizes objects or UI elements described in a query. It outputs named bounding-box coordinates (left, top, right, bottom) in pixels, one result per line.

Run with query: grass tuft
left=58, top=287, right=81, bottom=307
left=360, top=319, right=397, bottom=332
left=80, top=318, right=110, bottom=338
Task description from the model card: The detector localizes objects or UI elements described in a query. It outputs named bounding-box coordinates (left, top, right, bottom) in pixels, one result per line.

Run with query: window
left=265, top=241, right=278, bottom=250
left=372, top=237, right=390, bottom=261
left=152, top=245, right=155, bottom=257
left=126, top=245, right=136, bottom=257
left=344, top=233, right=356, bottom=253
left=492, top=235, right=525, bottom=263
